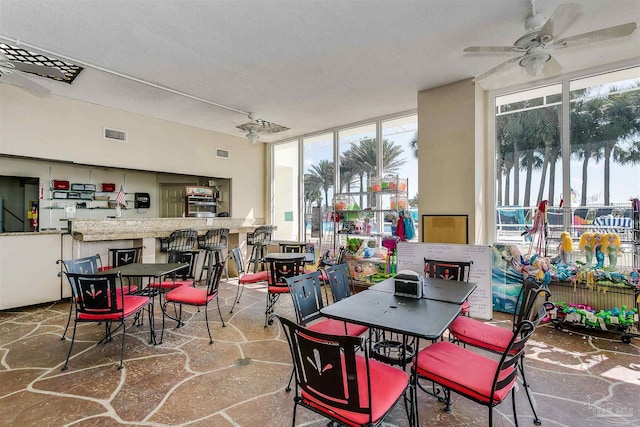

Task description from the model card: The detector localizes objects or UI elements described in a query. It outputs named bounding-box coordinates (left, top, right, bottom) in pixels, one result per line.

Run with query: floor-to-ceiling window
left=493, top=66, right=639, bottom=263
left=271, top=113, right=418, bottom=256
left=272, top=140, right=299, bottom=241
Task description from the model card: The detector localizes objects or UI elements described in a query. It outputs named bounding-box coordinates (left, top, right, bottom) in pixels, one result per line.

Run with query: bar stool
left=197, top=228, right=229, bottom=283
left=246, top=225, right=273, bottom=273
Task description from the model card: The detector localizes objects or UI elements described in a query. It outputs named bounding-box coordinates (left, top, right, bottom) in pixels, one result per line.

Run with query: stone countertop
left=0, top=230, right=67, bottom=236
left=66, top=217, right=263, bottom=241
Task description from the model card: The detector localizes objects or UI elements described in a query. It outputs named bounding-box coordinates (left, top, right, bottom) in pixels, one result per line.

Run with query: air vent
left=103, top=127, right=127, bottom=142
left=216, top=148, right=230, bottom=159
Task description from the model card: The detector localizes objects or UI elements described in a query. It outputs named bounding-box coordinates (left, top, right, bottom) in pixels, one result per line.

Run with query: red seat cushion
left=78, top=295, right=150, bottom=321
left=98, top=266, right=113, bottom=272
left=415, top=341, right=515, bottom=405
left=461, top=300, right=471, bottom=314
left=239, top=270, right=268, bottom=284
left=448, top=316, right=512, bottom=353
left=149, top=279, right=193, bottom=290
left=267, top=284, right=290, bottom=293
left=301, top=355, right=408, bottom=426
left=165, top=286, right=215, bottom=306
left=307, top=318, right=368, bottom=337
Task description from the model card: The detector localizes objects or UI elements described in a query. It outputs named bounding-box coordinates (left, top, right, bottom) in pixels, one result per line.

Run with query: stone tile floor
left=0, top=279, right=639, bottom=426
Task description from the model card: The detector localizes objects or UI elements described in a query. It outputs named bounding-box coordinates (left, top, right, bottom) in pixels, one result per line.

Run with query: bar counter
left=66, top=217, right=260, bottom=241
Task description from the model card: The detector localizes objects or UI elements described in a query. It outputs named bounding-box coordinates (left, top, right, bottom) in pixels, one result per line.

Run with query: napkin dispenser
left=394, top=270, right=424, bottom=299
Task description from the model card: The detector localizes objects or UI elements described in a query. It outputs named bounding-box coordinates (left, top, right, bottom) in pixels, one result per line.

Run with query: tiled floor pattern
left=1, top=279, right=639, bottom=426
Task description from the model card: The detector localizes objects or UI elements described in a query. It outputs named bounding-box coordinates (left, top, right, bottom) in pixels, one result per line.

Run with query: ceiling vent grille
left=103, top=127, right=127, bottom=142
left=216, top=148, right=230, bottom=159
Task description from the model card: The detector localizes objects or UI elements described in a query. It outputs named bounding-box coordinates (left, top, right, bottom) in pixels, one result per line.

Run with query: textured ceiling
left=1, top=0, right=639, bottom=143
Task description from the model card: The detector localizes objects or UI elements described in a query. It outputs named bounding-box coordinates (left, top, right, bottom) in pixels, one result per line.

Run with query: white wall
left=0, top=85, right=265, bottom=222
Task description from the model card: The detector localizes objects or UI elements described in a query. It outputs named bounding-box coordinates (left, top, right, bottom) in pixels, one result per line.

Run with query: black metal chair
left=246, top=225, right=273, bottom=273
left=197, top=228, right=229, bottom=282
left=264, top=254, right=305, bottom=327
left=161, top=260, right=226, bottom=344
left=160, top=228, right=198, bottom=254
left=447, top=279, right=551, bottom=425
left=57, top=254, right=104, bottom=340
left=227, top=246, right=268, bottom=314
left=323, top=262, right=354, bottom=304
left=61, top=271, right=151, bottom=370
left=414, top=315, right=542, bottom=427
left=108, top=246, right=144, bottom=269
left=276, top=315, right=410, bottom=427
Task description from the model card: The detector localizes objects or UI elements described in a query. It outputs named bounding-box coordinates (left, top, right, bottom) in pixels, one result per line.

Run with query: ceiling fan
left=0, top=51, right=66, bottom=94
left=465, top=1, right=638, bottom=81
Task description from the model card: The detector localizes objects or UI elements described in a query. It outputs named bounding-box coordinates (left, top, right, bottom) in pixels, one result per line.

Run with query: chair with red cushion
left=58, top=254, right=104, bottom=340
left=61, top=271, right=151, bottom=370
left=424, top=258, right=472, bottom=315
left=276, top=315, right=410, bottom=427
left=286, top=270, right=368, bottom=337
left=160, top=260, right=226, bottom=344
left=323, top=262, right=354, bottom=303
left=264, top=255, right=305, bottom=327
left=414, top=317, right=537, bottom=427
left=102, top=246, right=145, bottom=292
left=447, top=278, right=551, bottom=425
left=149, top=250, right=199, bottom=292
left=285, top=270, right=369, bottom=391
left=228, top=246, right=269, bottom=313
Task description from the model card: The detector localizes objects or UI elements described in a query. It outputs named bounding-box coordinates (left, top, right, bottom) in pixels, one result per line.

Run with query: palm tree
left=598, top=86, right=640, bottom=204
left=410, top=132, right=418, bottom=158
left=571, top=97, right=605, bottom=206
left=305, top=159, right=334, bottom=208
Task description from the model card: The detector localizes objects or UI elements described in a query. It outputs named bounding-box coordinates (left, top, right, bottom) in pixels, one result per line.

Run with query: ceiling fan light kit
left=520, top=53, right=550, bottom=76
left=236, top=113, right=289, bottom=144
left=464, top=1, right=637, bottom=81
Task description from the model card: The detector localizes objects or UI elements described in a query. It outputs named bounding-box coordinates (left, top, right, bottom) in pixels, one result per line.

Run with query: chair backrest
left=276, top=315, right=373, bottom=422
left=206, top=259, right=226, bottom=297
left=229, top=246, right=246, bottom=276
left=286, top=270, right=324, bottom=326
left=162, top=229, right=198, bottom=252
left=267, top=256, right=305, bottom=288
left=167, top=250, right=199, bottom=279
left=63, top=271, right=123, bottom=316
left=248, top=225, right=273, bottom=246
left=58, top=254, right=102, bottom=275
left=324, top=263, right=352, bottom=303
left=279, top=243, right=304, bottom=253
left=198, top=228, right=229, bottom=250
left=423, top=258, right=471, bottom=282
left=513, top=279, right=551, bottom=327
left=109, top=247, right=143, bottom=268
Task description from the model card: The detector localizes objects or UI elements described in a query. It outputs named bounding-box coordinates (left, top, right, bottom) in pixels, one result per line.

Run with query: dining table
left=97, top=262, right=188, bottom=344
left=263, top=251, right=314, bottom=264
left=320, top=288, right=463, bottom=427
left=368, top=276, right=477, bottom=304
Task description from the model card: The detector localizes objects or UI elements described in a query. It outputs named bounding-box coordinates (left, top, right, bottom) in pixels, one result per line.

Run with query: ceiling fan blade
left=11, top=61, right=66, bottom=79
left=0, top=70, right=51, bottom=95
left=474, top=56, right=522, bottom=81
left=536, top=3, right=582, bottom=44
left=464, top=46, right=523, bottom=54
left=552, top=22, right=638, bottom=49
left=542, top=56, right=563, bottom=77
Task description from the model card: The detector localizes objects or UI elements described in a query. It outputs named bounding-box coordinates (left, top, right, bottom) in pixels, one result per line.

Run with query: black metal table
left=368, top=276, right=477, bottom=304
left=320, top=290, right=462, bottom=427
left=97, top=262, right=188, bottom=343
left=264, top=252, right=313, bottom=264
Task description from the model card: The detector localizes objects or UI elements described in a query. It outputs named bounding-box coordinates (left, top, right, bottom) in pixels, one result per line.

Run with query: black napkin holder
left=394, top=271, right=424, bottom=299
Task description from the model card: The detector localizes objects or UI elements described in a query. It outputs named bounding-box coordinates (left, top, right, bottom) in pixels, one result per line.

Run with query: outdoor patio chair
left=160, top=261, right=226, bottom=344
left=414, top=317, right=538, bottom=427
left=61, top=271, right=151, bottom=370
left=227, top=246, right=268, bottom=314
left=276, top=315, right=410, bottom=427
